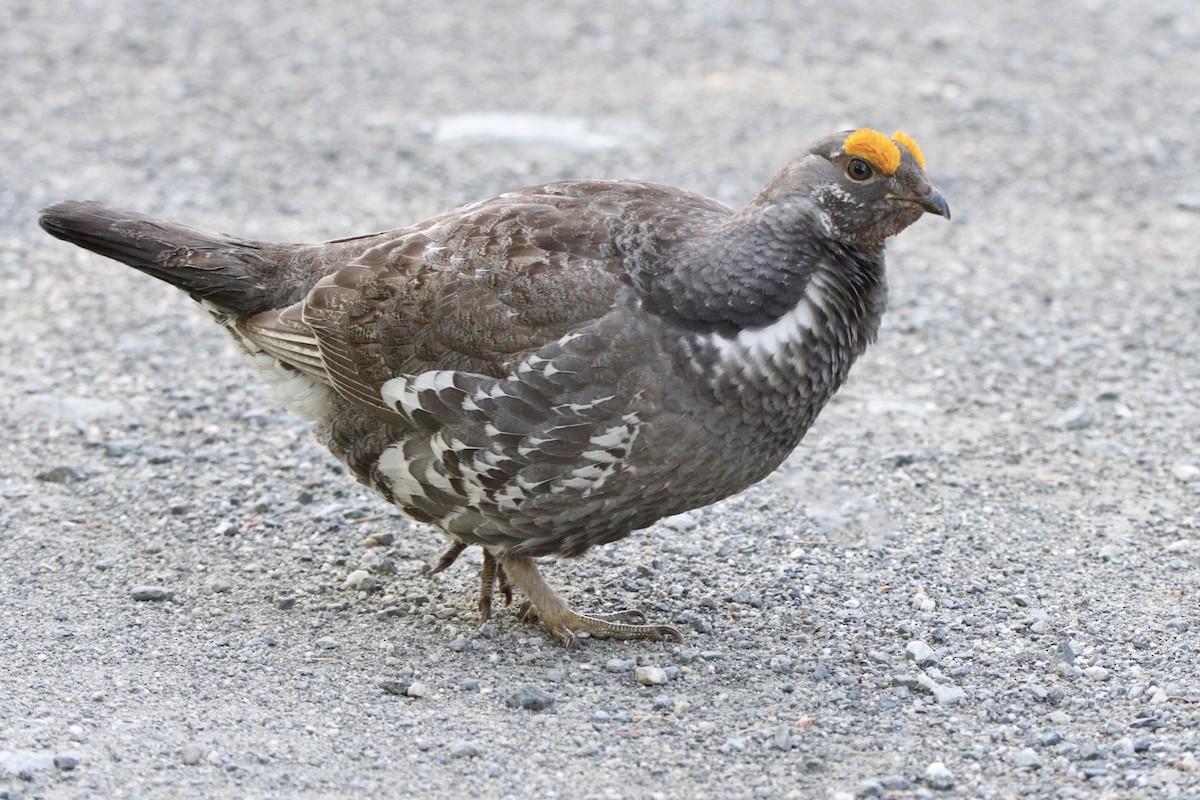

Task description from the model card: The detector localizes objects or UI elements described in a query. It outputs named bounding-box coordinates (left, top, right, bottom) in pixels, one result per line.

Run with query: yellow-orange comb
left=843, top=129, right=901, bottom=175
left=892, top=130, right=926, bottom=170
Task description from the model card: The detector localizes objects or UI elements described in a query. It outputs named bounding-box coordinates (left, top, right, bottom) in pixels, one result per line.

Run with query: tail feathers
left=39, top=200, right=272, bottom=316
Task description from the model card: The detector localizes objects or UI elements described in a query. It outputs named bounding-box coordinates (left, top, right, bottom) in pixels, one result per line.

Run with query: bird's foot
left=478, top=551, right=513, bottom=622
left=501, top=555, right=683, bottom=649
left=519, top=604, right=681, bottom=648
left=427, top=541, right=514, bottom=622
left=427, top=541, right=468, bottom=576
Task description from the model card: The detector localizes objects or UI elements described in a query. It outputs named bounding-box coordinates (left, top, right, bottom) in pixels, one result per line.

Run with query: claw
left=425, top=545, right=683, bottom=646
left=427, top=541, right=467, bottom=575
left=500, top=555, right=684, bottom=647
left=478, top=552, right=516, bottom=622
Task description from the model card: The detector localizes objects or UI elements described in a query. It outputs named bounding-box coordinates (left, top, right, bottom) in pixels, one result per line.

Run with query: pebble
left=379, top=680, right=411, bottom=696
left=433, top=112, right=650, bottom=152
left=405, top=681, right=428, bottom=699
left=1012, top=748, right=1042, bottom=768
left=1171, top=463, right=1200, bottom=483
left=1083, top=666, right=1110, bottom=681
left=720, top=738, right=746, bottom=753
left=35, top=465, right=85, bottom=484
left=1176, top=193, right=1200, bottom=211
left=448, top=740, right=480, bottom=759
left=857, top=779, right=884, bottom=797
left=1055, top=407, right=1094, bottom=430
left=916, top=674, right=967, bottom=705
left=344, top=570, right=379, bottom=591
left=52, top=754, right=79, bottom=771
left=774, top=724, right=792, bottom=751
left=923, top=761, right=955, bottom=790
left=181, top=744, right=205, bottom=766
left=13, top=394, right=124, bottom=422
left=911, top=592, right=936, bottom=612
left=506, top=684, right=555, bottom=711
left=635, top=666, right=668, bottom=686
left=906, top=640, right=938, bottom=667
left=314, top=636, right=339, bottom=650
left=606, top=658, right=635, bottom=673
left=130, top=586, right=172, bottom=602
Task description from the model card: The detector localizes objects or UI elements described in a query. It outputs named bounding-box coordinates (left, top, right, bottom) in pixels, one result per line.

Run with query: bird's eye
left=846, top=158, right=874, bottom=181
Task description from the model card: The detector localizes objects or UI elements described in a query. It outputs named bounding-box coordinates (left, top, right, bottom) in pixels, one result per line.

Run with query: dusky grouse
left=40, top=128, right=949, bottom=647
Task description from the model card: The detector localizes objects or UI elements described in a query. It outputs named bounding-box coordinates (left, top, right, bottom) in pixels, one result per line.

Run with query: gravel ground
left=3, top=1, right=1199, bottom=798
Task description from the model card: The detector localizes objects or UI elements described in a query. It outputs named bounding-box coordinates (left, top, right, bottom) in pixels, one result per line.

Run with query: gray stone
left=906, top=640, right=938, bottom=667
left=857, top=780, right=884, bottom=798
left=773, top=724, right=792, bottom=751
left=52, top=755, right=79, bottom=771
left=181, top=745, right=205, bottom=766
left=343, top=569, right=379, bottom=591
left=448, top=740, right=480, bottom=759
left=35, top=466, right=85, bottom=484
left=720, top=738, right=746, bottom=754
left=506, top=684, right=554, bottom=711
left=13, top=394, right=124, bottom=422
left=379, top=680, right=411, bottom=696
left=130, top=586, right=172, bottom=602
left=916, top=674, right=967, bottom=705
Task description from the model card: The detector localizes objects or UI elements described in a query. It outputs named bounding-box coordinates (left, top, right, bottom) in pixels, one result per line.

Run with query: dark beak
left=915, top=186, right=951, bottom=219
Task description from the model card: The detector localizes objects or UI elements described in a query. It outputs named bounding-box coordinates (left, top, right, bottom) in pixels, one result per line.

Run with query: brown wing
left=239, top=181, right=725, bottom=420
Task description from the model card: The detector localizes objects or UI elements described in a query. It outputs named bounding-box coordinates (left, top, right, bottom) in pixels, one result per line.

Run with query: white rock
left=344, top=569, right=378, bottom=591
left=924, top=761, right=955, bottom=790
left=635, top=666, right=669, bottom=686
left=906, top=640, right=939, bottom=667
left=1171, top=463, right=1200, bottom=483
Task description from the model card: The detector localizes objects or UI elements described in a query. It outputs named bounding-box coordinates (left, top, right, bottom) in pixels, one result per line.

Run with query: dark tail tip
left=39, top=200, right=270, bottom=315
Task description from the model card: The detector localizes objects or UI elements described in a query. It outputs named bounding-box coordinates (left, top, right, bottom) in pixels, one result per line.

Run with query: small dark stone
left=364, top=532, right=395, bottom=546
left=36, top=466, right=85, bottom=484
left=278, top=595, right=297, bottom=611
left=380, top=680, right=411, bottom=696
left=53, top=755, right=79, bottom=771
left=506, top=684, right=555, bottom=711
left=130, top=586, right=171, bottom=602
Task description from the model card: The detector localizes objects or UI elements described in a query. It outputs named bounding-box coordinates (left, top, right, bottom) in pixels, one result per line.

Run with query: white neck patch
left=709, top=276, right=830, bottom=364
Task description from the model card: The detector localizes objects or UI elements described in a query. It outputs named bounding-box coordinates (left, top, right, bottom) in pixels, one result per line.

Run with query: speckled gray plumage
left=39, top=129, right=947, bottom=638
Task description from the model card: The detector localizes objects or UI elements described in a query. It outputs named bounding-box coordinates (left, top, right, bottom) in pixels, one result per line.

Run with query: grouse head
left=756, top=128, right=950, bottom=251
